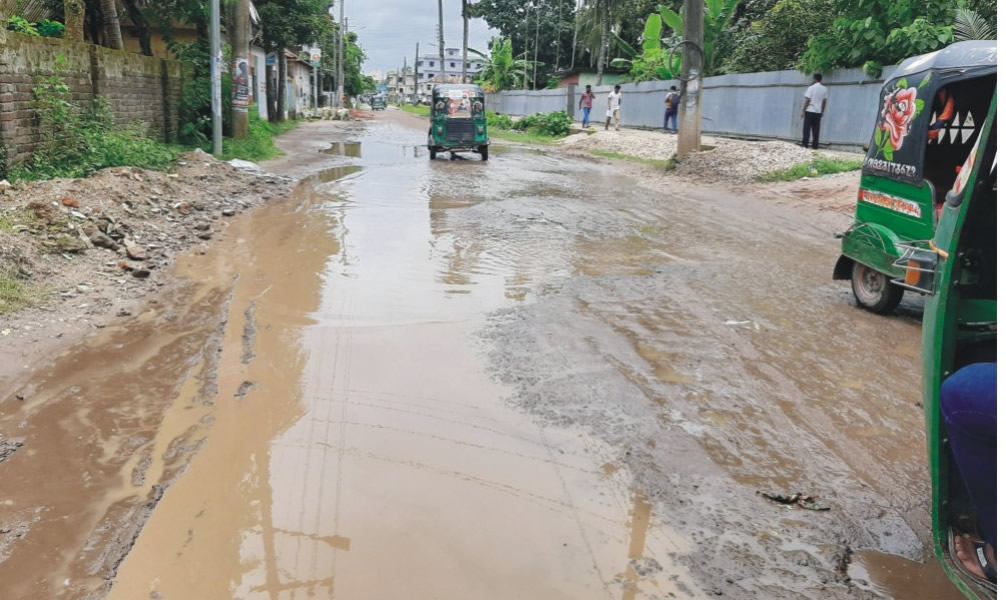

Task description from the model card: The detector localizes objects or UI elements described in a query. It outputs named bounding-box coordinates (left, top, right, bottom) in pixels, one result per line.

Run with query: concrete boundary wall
left=0, top=31, right=185, bottom=167
left=487, top=66, right=901, bottom=151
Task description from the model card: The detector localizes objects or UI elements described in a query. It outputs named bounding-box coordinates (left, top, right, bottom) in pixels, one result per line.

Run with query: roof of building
left=2, top=0, right=55, bottom=21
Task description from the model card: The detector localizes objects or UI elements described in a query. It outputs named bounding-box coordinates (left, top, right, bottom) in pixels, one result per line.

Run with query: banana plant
left=610, top=12, right=681, bottom=81
left=655, top=0, right=741, bottom=76
left=473, top=39, right=541, bottom=92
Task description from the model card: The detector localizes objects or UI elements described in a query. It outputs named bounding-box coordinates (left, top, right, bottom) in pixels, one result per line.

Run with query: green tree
left=798, top=0, right=964, bottom=78
left=726, top=0, right=835, bottom=73
left=474, top=38, right=540, bottom=91
left=471, top=0, right=576, bottom=86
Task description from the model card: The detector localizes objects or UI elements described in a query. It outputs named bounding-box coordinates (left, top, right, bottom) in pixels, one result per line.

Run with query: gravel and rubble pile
left=0, top=150, right=293, bottom=334
left=671, top=139, right=818, bottom=182
left=559, top=128, right=857, bottom=182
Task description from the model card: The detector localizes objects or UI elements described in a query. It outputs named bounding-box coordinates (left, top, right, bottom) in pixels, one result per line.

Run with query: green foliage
left=512, top=111, right=573, bottom=136
left=486, top=111, right=515, bottom=129
left=37, top=19, right=65, bottom=38
left=953, top=8, right=995, bottom=40
left=476, top=38, right=541, bottom=91
left=471, top=0, right=576, bottom=86
left=727, top=0, right=835, bottom=73
left=799, top=0, right=959, bottom=78
left=616, top=0, right=739, bottom=79
left=6, top=15, right=39, bottom=35
left=11, top=56, right=181, bottom=181
left=219, top=111, right=297, bottom=161
left=755, top=154, right=863, bottom=182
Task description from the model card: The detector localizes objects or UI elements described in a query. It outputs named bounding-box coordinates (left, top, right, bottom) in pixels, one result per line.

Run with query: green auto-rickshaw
left=833, top=41, right=996, bottom=314
left=372, top=96, right=387, bottom=110
left=905, top=87, right=996, bottom=598
left=427, top=84, right=490, bottom=161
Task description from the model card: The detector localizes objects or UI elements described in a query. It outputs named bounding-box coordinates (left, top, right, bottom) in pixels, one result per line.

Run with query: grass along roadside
left=398, top=104, right=430, bottom=117
left=218, top=114, right=300, bottom=162
left=587, top=150, right=668, bottom=168
left=756, top=154, right=863, bottom=182
left=490, top=128, right=561, bottom=145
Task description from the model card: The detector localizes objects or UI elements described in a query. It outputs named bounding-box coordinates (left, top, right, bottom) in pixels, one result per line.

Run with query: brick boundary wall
left=0, top=30, right=185, bottom=168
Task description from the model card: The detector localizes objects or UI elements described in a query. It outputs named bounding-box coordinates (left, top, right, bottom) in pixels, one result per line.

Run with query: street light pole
left=210, top=0, right=222, bottom=155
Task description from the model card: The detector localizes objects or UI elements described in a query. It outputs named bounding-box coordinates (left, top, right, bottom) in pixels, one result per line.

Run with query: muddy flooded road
left=0, top=111, right=959, bottom=600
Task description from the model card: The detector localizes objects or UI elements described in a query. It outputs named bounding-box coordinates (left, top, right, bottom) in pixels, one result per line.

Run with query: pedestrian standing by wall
left=579, top=85, right=595, bottom=129
left=606, top=85, right=622, bottom=131
left=664, top=85, right=680, bottom=133
left=801, top=73, right=828, bottom=149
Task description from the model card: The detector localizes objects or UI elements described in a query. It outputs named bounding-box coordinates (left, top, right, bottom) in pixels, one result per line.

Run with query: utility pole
left=332, top=0, right=339, bottom=105
left=523, top=2, right=530, bottom=89
left=532, top=0, right=541, bottom=90
left=677, top=0, right=704, bottom=158
left=461, top=0, right=469, bottom=82
left=231, top=0, right=251, bottom=138
left=336, top=0, right=345, bottom=108
left=403, top=55, right=408, bottom=102
left=210, top=0, right=222, bottom=155
left=414, top=42, right=420, bottom=100
left=437, top=0, right=446, bottom=81
left=569, top=0, right=578, bottom=70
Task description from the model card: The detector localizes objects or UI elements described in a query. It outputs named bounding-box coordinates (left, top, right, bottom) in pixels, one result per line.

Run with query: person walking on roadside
left=579, top=85, right=595, bottom=129
left=606, top=85, right=623, bottom=131
left=801, top=73, right=828, bottom=149
left=664, top=85, right=680, bottom=133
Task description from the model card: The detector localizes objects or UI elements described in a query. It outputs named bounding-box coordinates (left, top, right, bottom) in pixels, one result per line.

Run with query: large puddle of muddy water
left=103, top=126, right=704, bottom=599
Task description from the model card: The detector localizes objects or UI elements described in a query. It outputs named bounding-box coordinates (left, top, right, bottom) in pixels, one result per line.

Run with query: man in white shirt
left=801, top=73, right=828, bottom=149
left=606, top=85, right=622, bottom=131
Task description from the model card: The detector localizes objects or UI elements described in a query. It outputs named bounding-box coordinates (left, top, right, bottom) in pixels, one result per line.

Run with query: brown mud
left=0, top=112, right=962, bottom=600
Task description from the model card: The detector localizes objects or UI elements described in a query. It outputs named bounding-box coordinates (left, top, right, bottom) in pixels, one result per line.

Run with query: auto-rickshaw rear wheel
left=428, top=146, right=437, bottom=160
left=851, top=262, right=904, bottom=314
left=479, top=145, right=488, bottom=161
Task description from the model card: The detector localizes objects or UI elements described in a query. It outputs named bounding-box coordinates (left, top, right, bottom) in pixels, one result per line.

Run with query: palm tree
left=576, top=0, right=621, bottom=84
left=954, top=8, right=995, bottom=41
left=99, top=0, right=124, bottom=49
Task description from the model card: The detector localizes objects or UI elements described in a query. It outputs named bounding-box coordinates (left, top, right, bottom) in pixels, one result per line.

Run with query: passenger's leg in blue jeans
left=583, top=107, right=590, bottom=128
left=941, top=362, right=997, bottom=549
left=671, top=112, right=678, bottom=133
left=664, top=109, right=672, bottom=130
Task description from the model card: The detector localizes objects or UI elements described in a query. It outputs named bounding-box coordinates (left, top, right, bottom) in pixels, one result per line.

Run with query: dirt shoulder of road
left=0, top=152, right=296, bottom=392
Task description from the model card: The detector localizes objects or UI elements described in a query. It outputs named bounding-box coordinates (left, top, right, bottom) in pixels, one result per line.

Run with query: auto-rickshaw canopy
left=431, top=84, right=486, bottom=119
left=862, top=41, right=996, bottom=188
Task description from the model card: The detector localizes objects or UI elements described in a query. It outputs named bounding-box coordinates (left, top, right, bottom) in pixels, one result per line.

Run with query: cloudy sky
left=338, top=0, right=497, bottom=76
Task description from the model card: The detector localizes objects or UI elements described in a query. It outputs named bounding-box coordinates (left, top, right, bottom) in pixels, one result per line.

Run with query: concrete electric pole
left=677, top=0, right=704, bottom=158
left=210, top=0, right=222, bottom=155
left=337, top=0, right=345, bottom=107
left=414, top=42, right=420, bottom=100
left=231, top=0, right=251, bottom=138
left=437, top=0, right=446, bottom=81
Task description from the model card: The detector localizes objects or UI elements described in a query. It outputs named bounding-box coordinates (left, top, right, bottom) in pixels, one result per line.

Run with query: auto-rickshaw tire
left=479, top=145, right=488, bottom=161
left=428, top=147, right=437, bottom=160
left=851, top=262, right=904, bottom=314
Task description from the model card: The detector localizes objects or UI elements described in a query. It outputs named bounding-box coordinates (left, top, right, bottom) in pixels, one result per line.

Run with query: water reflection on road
left=107, top=121, right=697, bottom=600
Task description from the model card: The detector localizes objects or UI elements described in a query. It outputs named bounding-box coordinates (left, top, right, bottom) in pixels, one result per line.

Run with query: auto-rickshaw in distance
left=833, top=41, right=996, bottom=314
left=900, top=84, right=996, bottom=598
left=371, top=96, right=387, bottom=110
left=427, top=84, right=490, bottom=161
